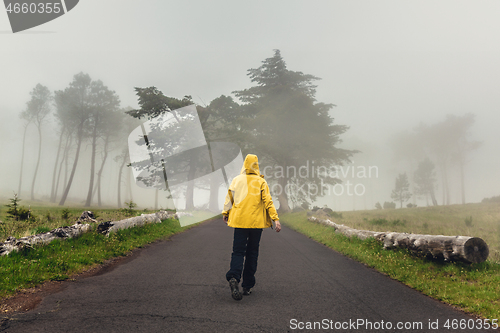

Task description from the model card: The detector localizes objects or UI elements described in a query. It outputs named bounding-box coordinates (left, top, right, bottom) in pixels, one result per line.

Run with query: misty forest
left=9, top=50, right=483, bottom=213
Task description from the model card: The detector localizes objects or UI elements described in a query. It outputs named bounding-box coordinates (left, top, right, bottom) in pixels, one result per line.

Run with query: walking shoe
left=242, top=288, right=252, bottom=296
left=229, top=278, right=242, bottom=301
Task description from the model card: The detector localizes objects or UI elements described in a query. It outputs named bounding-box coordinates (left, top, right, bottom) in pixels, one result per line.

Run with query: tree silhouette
left=233, top=50, right=354, bottom=211
left=414, top=158, right=438, bottom=206
left=58, top=73, right=94, bottom=206
left=23, top=84, right=52, bottom=201
left=391, top=173, right=412, bottom=208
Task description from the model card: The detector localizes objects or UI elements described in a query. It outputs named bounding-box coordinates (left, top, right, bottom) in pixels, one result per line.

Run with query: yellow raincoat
left=222, top=154, right=279, bottom=229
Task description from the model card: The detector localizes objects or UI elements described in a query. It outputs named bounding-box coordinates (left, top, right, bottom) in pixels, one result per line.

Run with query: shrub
left=329, top=211, right=343, bottom=219
left=16, top=206, right=35, bottom=222
left=45, top=211, right=53, bottom=222
left=391, top=219, right=407, bottom=227
left=123, top=201, right=138, bottom=216
left=5, top=193, right=21, bottom=221
left=482, top=195, right=500, bottom=203
left=383, top=201, right=396, bottom=209
left=369, top=218, right=389, bottom=226
left=5, top=194, right=34, bottom=222
left=375, top=202, right=382, bottom=210
left=322, top=207, right=333, bottom=215
left=465, top=216, right=473, bottom=227
left=368, top=218, right=406, bottom=227
left=61, top=208, right=71, bottom=220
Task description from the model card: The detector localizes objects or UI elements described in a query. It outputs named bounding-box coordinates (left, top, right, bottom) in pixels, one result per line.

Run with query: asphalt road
left=1, top=219, right=488, bottom=332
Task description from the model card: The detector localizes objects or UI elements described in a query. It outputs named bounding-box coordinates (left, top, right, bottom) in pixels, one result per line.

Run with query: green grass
left=281, top=211, right=500, bottom=319
left=0, top=217, right=191, bottom=300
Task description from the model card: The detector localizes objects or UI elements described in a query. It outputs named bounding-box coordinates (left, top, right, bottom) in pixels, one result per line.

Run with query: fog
left=1, top=0, right=500, bottom=211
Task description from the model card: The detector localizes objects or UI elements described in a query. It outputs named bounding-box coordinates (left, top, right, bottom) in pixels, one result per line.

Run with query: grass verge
left=0, top=217, right=191, bottom=300
left=281, top=211, right=500, bottom=319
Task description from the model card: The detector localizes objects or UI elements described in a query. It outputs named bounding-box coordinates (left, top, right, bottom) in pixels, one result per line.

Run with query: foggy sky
left=1, top=0, right=500, bottom=210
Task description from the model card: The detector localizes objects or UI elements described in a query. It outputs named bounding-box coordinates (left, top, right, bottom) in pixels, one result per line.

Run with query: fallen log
left=97, top=210, right=176, bottom=235
left=0, top=223, right=92, bottom=256
left=0, top=211, right=98, bottom=256
left=0, top=210, right=177, bottom=256
left=308, top=216, right=489, bottom=264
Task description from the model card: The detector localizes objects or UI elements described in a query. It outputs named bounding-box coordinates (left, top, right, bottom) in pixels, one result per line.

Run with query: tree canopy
left=233, top=50, right=355, bottom=211
left=391, top=173, right=412, bottom=208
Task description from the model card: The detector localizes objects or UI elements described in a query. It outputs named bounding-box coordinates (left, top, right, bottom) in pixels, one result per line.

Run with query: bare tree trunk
left=96, top=147, right=109, bottom=207
left=459, top=160, right=466, bottom=204
left=127, top=164, right=133, bottom=202
left=184, top=157, right=197, bottom=210
left=277, top=172, right=290, bottom=213
left=59, top=124, right=84, bottom=206
left=444, top=167, right=450, bottom=205
left=85, top=122, right=98, bottom=207
left=430, top=188, right=438, bottom=206
left=50, top=128, right=65, bottom=202
left=92, top=181, right=98, bottom=199
left=209, top=176, right=220, bottom=212
left=18, top=122, right=30, bottom=197
left=185, top=182, right=195, bottom=210
left=63, top=136, right=70, bottom=190
left=117, top=151, right=127, bottom=208
left=30, top=125, right=42, bottom=201
left=54, top=133, right=72, bottom=202
left=155, top=189, right=158, bottom=210
left=439, top=162, right=450, bottom=205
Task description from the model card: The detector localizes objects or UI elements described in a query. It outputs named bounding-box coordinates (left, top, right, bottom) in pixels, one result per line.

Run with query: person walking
left=222, top=154, right=281, bottom=301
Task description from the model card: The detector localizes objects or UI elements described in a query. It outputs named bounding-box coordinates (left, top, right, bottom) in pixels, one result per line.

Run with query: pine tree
left=414, top=158, right=438, bottom=206
left=391, top=173, right=412, bottom=208
left=234, top=50, right=354, bottom=211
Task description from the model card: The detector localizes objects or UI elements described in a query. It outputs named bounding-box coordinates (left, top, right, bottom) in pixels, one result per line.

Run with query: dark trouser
left=226, top=228, right=263, bottom=289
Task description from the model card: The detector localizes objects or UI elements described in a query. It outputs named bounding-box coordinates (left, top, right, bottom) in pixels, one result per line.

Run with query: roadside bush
left=329, top=211, right=343, bottom=219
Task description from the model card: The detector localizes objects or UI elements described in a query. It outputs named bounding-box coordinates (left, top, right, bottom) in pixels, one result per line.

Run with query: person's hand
left=274, top=221, right=281, bottom=232
left=223, top=215, right=228, bottom=224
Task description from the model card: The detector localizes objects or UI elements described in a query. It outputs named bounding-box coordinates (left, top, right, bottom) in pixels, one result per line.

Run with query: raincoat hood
left=240, top=154, right=260, bottom=176
left=223, top=153, right=279, bottom=228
